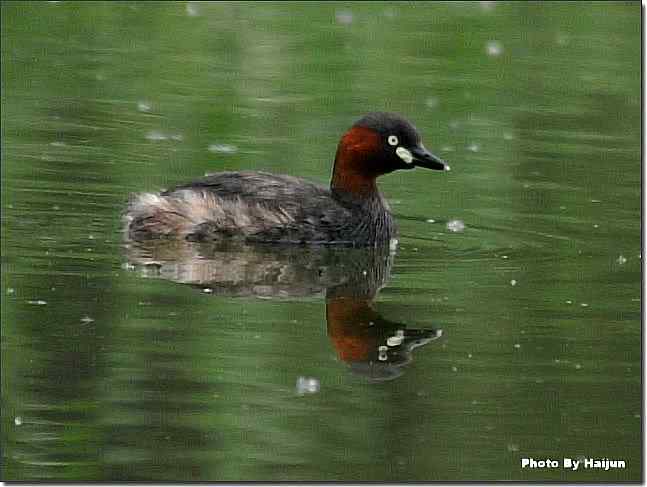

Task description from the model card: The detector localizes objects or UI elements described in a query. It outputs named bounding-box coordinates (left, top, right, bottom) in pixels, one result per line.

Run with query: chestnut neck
left=330, top=126, right=381, bottom=197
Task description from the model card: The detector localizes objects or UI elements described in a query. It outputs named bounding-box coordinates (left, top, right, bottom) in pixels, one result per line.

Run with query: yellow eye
left=388, top=135, right=399, bottom=146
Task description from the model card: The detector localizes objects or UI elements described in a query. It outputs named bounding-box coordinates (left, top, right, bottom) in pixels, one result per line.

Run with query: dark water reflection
left=126, top=241, right=443, bottom=382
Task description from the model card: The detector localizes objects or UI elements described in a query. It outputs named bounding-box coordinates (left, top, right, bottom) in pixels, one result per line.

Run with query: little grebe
left=125, top=112, right=449, bottom=245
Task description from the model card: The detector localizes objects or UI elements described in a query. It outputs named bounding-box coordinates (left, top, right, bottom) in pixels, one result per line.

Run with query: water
left=1, top=1, right=640, bottom=482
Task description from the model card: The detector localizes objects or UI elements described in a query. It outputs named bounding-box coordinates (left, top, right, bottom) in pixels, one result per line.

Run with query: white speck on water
left=7, top=288, right=15, bottom=295
left=616, top=255, right=627, bottom=265
left=80, top=316, right=94, bottom=324
left=468, top=143, right=480, bottom=152
left=566, top=300, right=572, bottom=304
left=335, top=10, right=353, bottom=24
left=559, top=206, right=566, bottom=210
left=580, top=303, right=589, bottom=307
left=575, top=363, right=582, bottom=370
left=202, top=288, right=213, bottom=294
left=510, top=279, right=517, bottom=286
left=451, top=366, right=458, bottom=372
left=50, top=141, right=67, bottom=147
left=425, top=97, right=438, bottom=109
left=507, top=443, right=519, bottom=452
left=502, top=255, right=509, bottom=259
left=146, top=130, right=168, bottom=141
left=468, top=353, right=473, bottom=359
left=514, top=343, right=521, bottom=349
left=485, top=40, right=503, bottom=57
left=426, top=218, right=436, bottom=223
left=14, top=416, right=22, bottom=426
left=590, top=199, right=601, bottom=203
left=186, top=2, right=200, bottom=16
left=137, top=101, right=152, bottom=112
left=503, top=132, right=514, bottom=140
left=593, top=224, right=599, bottom=228
left=296, top=376, right=320, bottom=395
left=441, top=146, right=455, bottom=152
left=523, top=183, right=530, bottom=188
left=28, top=300, right=47, bottom=306
left=208, top=143, right=237, bottom=154
left=446, top=219, right=466, bottom=233
left=362, top=270, right=367, bottom=276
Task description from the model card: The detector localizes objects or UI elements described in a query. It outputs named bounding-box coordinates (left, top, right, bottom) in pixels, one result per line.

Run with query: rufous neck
left=331, top=126, right=380, bottom=196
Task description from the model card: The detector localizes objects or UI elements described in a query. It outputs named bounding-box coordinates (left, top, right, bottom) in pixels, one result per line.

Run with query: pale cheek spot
left=396, top=146, right=413, bottom=164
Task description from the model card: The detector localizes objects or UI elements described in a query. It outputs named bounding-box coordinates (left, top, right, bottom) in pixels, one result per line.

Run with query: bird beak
left=411, top=145, right=450, bottom=171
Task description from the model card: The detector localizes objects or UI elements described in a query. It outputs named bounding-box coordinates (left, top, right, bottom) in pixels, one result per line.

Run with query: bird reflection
left=124, top=240, right=442, bottom=381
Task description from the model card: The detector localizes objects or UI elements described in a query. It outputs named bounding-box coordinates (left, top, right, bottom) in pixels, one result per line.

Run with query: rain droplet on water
left=208, top=144, right=238, bottom=154
left=296, top=376, right=320, bottom=395
left=446, top=219, right=466, bottom=233
left=485, top=40, right=503, bottom=56
left=146, top=130, right=168, bottom=141
left=616, top=255, right=627, bottom=265
left=137, top=101, right=152, bottom=112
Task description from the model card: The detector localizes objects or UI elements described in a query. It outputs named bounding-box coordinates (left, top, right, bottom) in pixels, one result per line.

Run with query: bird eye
left=387, top=135, right=399, bottom=146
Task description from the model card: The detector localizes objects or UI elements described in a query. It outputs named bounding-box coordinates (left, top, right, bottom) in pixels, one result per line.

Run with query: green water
left=1, top=1, right=641, bottom=482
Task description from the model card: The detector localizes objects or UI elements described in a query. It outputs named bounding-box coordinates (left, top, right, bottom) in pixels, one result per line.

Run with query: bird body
left=125, top=112, right=448, bottom=246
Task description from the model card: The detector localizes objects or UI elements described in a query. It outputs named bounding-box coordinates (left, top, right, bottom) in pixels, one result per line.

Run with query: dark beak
left=411, top=145, right=450, bottom=171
